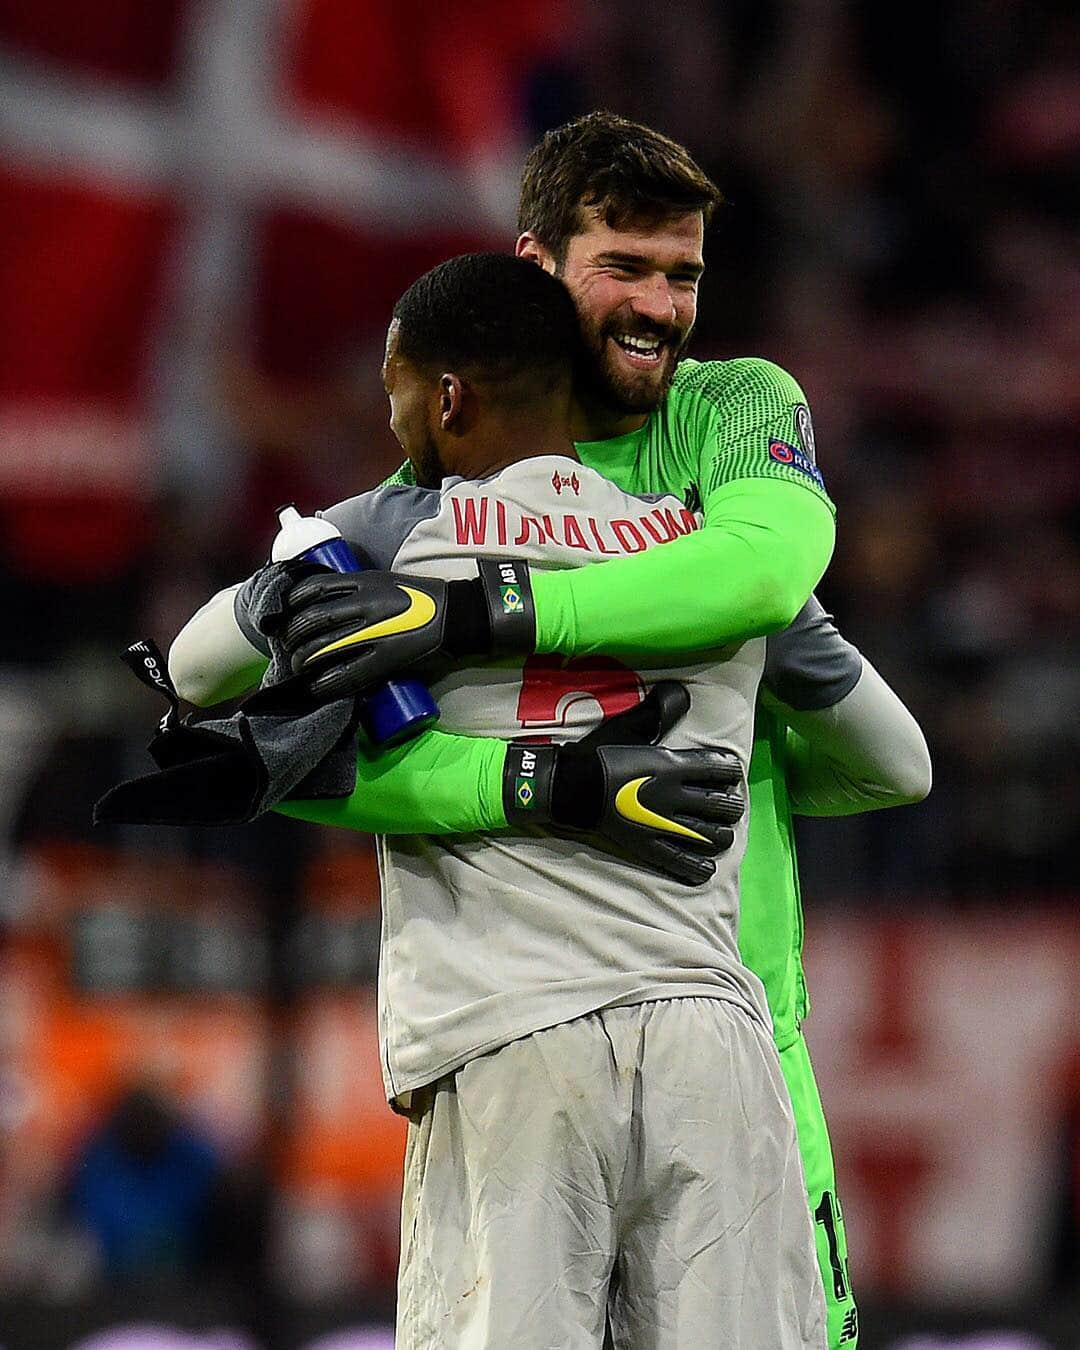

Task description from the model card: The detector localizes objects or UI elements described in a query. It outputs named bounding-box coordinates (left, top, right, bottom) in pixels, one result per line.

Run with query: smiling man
left=272, top=119, right=834, bottom=699
left=510, top=115, right=867, bottom=1349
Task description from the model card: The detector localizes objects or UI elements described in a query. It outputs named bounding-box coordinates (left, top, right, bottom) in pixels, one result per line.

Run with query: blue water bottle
left=271, top=505, right=439, bottom=747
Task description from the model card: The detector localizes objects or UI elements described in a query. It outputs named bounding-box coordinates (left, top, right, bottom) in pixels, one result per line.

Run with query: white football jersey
left=323, top=455, right=770, bottom=1103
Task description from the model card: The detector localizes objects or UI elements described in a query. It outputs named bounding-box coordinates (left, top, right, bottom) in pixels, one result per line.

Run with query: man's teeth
left=614, top=334, right=662, bottom=358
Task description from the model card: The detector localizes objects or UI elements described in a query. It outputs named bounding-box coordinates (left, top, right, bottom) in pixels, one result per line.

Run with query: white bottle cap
left=270, top=504, right=342, bottom=561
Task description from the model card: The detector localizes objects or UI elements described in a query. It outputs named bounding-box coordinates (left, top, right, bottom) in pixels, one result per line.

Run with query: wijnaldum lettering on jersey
left=451, top=497, right=699, bottom=555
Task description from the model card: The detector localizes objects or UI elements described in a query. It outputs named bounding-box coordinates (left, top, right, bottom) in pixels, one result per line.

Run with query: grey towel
left=93, top=564, right=359, bottom=827
left=205, top=562, right=359, bottom=805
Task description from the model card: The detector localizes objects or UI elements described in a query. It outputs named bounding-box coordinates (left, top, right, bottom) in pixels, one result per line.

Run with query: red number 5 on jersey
left=517, top=654, right=644, bottom=736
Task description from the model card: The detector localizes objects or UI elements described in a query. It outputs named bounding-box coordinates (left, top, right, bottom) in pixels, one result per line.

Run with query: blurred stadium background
left=0, top=1, right=1077, bottom=1347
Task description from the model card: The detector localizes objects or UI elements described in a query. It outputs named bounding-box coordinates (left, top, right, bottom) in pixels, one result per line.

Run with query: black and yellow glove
left=278, top=558, right=535, bottom=703
left=502, top=681, right=744, bottom=887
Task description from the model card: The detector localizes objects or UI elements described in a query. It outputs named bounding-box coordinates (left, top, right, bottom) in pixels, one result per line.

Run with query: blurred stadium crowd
left=0, top=1, right=1077, bottom=1347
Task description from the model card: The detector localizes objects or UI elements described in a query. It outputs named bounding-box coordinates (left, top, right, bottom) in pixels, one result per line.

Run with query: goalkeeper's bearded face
left=556, top=208, right=703, bottom=416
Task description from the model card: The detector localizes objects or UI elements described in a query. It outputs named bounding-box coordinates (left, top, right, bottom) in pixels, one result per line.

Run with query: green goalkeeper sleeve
left=531, top=478, right=835, bottom=657
left=276, top=725, right=509, bottom=834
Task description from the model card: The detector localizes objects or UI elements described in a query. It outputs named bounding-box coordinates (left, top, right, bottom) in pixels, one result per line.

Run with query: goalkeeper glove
left=502, top=681, right=744, bottom=887
left=277, top=559, right=535, bottom=703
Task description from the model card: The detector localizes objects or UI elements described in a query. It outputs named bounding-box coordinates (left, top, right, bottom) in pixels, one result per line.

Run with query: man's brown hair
left=517, top=110, right=722, bottom=264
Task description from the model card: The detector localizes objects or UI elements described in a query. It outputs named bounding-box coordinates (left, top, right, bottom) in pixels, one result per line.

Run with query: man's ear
left=439, top=373, right=466, bottom=431
left=515, top=232, right=558, bottom=275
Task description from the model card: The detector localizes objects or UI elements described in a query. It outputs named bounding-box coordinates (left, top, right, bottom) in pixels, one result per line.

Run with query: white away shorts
left=396, top=997, right=827, bottom=1349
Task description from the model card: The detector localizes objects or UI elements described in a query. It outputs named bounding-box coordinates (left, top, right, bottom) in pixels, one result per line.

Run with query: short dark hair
left=392, top=253, right=579, bottom=399
left=517, top=111, right=722, bottom=263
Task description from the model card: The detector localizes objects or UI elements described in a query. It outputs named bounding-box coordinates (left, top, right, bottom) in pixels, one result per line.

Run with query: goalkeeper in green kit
left=171, top=114, right=931, bottom=1346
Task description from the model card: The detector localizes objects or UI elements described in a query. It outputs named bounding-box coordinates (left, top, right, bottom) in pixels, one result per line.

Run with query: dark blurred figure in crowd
left=67, top=1085, right=221, bottom=1283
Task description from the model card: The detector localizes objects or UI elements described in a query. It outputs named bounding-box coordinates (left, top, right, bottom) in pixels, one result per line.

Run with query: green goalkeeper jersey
left=371, top=355, right=826, bottom=1046
left=568, top=358, right=817, bottom=1048
left=740, top=712, right=808, bottom=1047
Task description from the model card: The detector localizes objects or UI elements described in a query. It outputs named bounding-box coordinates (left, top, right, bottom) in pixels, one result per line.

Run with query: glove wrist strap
left=477, top=559, right=536, bottom=653
left=503, top=742, right=557, bottom=824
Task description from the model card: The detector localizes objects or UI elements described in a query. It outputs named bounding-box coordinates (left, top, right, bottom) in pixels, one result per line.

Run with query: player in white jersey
left=227, top=255, right=827, bottom=1348
left=315, top=452, right=770, bottom=1102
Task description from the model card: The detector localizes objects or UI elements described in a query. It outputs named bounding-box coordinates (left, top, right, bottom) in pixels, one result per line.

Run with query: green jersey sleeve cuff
left=274, top=726, right=509, bottom=834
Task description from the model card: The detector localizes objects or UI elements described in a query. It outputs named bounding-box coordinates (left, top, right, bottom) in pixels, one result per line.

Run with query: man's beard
left=573, top=314, right=689, bottom=416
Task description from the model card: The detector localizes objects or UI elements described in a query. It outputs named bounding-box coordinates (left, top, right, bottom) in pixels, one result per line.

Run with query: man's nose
left=630, top=275, right=677, bottom=326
